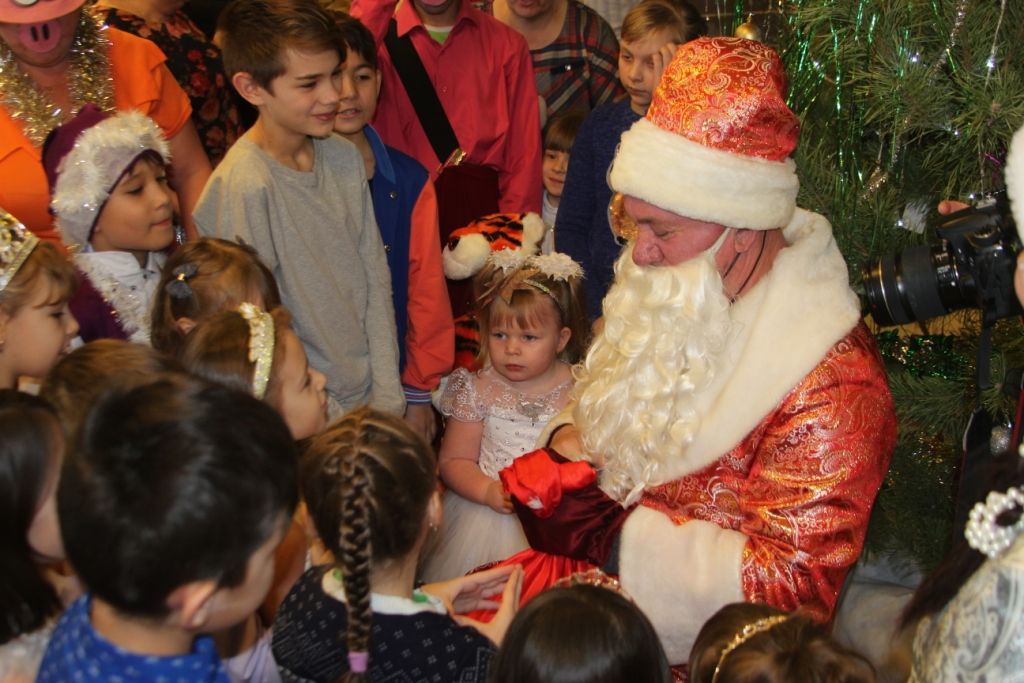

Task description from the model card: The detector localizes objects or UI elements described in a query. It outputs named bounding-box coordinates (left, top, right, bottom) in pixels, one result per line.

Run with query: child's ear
left=174, top=316, right=197, bottom=336
left=428, top=490, right=442, bottom=532
left=556, top=326, right=571, bottom=353
left=232, top=72, right=267, bottom=107
left=374, top=69, right=383, bottom=99
left=167, top=579, right=219, bottom=631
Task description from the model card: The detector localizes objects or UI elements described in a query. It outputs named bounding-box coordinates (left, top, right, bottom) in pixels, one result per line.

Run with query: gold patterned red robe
left=530, top=209, right=898, bottom=666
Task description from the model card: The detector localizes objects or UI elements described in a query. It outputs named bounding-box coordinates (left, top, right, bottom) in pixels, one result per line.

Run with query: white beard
left=572, top=244, right=733, bottom=505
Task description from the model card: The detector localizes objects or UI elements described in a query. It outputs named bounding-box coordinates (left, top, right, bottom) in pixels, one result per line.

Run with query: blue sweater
left=554, top=98, right=641, bottom=321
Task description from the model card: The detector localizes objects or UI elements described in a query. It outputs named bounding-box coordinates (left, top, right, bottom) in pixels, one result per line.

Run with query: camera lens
left=863, top=245, right=957, bottom=326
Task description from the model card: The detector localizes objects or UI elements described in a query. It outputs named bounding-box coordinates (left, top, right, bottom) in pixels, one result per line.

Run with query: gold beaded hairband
left=710, top=614, right=790, bottom=683
left=237, top=303, right=275, bottom=400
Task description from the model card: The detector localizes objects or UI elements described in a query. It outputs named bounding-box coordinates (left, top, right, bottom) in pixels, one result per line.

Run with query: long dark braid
left=301, top=407, right=437, bottom=683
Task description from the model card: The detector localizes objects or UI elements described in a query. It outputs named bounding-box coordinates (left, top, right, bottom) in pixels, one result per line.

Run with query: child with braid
left=271, top=407, right=522, bottom=683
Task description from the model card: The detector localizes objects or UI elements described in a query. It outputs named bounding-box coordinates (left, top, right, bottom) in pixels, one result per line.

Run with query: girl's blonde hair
left=620, top=0, right=707, bottom=44
left=689, top=603, right=877, bottom=683
left=474, top=260, right=589, bottom=368
left=301, top=407, right=437, bottom=683
left=177, top=306, right=292, bottom=408
left=0, top=242, right=77, bottom=315
left=150, top=238, right=281, bottom=355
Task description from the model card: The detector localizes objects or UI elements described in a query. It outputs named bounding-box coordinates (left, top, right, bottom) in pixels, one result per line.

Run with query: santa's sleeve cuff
left=618, top=506, right=747, bottom=665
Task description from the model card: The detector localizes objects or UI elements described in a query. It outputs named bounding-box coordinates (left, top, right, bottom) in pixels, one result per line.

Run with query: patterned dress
left=93, top=6, right=242, bottom=165
left=272, top=566, right=496, bottom=682
left=420, top=365, right=573, bottom=582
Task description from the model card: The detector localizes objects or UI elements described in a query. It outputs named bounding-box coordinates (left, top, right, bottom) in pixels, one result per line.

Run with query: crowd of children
left=0, top=0, right=913, bottom=680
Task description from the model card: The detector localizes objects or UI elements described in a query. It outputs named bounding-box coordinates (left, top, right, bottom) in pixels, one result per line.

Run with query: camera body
left=863, top=195, right=1021, bottom=326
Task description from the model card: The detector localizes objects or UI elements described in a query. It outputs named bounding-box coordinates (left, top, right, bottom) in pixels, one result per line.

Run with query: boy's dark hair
left=490, top=585, right=671, bottom=683
left=58, top=375, right=299, bottom=618
left=218, top=0, right=344, bottom=90
left=0, top=391, right=63, bottom=643
left=543, top=110, right=585, bottom=153
left=151, top=238, right=281, bottom=356
left=332, top=12, right=378, bottom=71
left=301, top=407, right=437, bottom=682
left=689, top=603, right=877, bottom=683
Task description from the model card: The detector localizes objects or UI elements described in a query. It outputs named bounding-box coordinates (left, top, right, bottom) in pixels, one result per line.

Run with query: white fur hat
left=45, top=105, right=171, bottom=251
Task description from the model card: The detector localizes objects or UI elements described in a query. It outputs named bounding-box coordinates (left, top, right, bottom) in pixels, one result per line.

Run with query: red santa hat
left=609, top=36, right=801, bottom=231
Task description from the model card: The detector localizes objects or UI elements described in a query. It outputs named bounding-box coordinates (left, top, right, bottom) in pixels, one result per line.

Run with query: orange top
left=0, top=26, right=192, bottom=245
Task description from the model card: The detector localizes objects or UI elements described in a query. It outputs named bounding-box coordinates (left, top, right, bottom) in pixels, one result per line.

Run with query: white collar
left=321, top=568, right=447, bottom=616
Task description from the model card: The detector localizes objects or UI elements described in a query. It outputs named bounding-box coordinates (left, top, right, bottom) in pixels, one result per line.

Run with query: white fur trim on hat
left=52, top=110, right=171, bottom=251
left=609, top=118, right=800, bottom=230
left=1006, top=123, right=1024, bottom=244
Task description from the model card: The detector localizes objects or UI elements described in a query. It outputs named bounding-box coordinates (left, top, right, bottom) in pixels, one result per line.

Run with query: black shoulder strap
left=383, top=19, right=461, bottom=166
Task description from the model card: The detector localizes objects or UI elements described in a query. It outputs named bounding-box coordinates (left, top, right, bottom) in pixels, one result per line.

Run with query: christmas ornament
left=734, top=14, right=763, bottom=42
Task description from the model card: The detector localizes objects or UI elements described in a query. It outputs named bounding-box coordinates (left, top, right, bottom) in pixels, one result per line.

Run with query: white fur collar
left=655, top=209, right=860, bottom=483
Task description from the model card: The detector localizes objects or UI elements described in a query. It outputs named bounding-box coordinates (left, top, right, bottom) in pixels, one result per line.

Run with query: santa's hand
left=502, top=448, right=634, bottom=568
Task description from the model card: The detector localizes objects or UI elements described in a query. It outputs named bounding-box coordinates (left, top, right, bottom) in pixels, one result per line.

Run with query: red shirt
left=352, top=0, right=543, bottom=214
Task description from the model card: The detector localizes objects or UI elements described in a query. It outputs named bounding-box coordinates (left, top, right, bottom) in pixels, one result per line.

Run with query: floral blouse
left=93, top=6, right=242, bottom=165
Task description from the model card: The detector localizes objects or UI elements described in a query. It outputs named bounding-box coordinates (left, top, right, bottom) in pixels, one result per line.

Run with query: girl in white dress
left=421, top=252, right=588, bottom=582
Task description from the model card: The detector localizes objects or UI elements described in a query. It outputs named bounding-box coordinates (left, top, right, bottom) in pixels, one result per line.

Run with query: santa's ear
left=732, top=229, right=761, bottom=253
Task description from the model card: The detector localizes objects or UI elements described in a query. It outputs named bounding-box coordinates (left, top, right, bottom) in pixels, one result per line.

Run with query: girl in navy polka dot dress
left=272, top=407, right=522, bottom=683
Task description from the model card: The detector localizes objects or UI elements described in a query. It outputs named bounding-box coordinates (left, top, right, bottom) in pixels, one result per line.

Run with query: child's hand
left=653, top=42, right=681, bottom=85
left=484, top=480, right=513, bottom=514
left=420, top=563, right=518, bottom=614
left=454, top=564, right=523, bottom=645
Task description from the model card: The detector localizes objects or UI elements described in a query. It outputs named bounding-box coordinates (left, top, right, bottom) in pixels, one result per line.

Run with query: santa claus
left=506, top=36, right=898, bottom=667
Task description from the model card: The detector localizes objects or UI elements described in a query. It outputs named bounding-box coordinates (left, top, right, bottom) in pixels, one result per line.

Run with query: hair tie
left=237, top=303, right=274, bottom=400
left=711, top=614, right=790, bottom=683
left=0, top=209, right=40, bottom=293
left=347, top=651, right=369, bottom=674
left=165, top=263, right=198, bottom=300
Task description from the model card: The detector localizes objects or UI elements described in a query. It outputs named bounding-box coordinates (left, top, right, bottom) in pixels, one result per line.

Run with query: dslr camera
left=863, top=193, right=1021, bottom=326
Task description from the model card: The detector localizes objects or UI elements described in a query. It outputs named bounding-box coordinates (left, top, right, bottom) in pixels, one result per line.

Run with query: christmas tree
left=734, top=0, right=1024, bottom=570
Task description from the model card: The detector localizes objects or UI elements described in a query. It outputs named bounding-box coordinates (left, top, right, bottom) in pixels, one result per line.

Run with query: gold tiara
left=0, top=209, right=40, bottom=293
left=237, top=303, right=275, bottom=400
left=711, top=614, right=790, bottom=683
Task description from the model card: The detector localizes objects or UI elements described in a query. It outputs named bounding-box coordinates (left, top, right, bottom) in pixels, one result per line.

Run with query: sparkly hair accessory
left=711, top=614, right=790, bottom=683
left=165, top=263, right=198, bottom=300
left=489, top=248, right=530, bottom=274
left=237, top=303, right=275, bottom=400
left=0, top=208, right=40, bottom=292
left=347, top=651, right=369, bottom=674
left=45, top=105, right=171, bottom=251
left=529, top=252, right=583, bottom=281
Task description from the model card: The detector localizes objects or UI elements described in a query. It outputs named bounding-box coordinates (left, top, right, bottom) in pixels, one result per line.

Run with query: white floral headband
left=237, top=303, right=274, bottom=400
left=481, top=251, right=584, bottom=314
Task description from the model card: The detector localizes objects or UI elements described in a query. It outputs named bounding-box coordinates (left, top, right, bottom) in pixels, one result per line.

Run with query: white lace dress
left=420, top=366, right=573, bottom=582
left=910, top=534, right=1024, bottom=682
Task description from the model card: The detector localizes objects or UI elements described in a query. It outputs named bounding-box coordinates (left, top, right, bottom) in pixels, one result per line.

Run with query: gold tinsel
left=0, top=12, right=115, bottom=148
